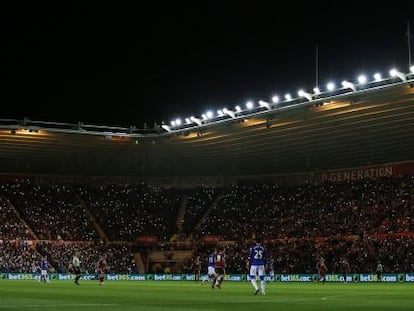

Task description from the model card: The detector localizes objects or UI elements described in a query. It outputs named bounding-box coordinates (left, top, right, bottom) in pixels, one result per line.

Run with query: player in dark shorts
left=72, top=252, right=82, bottom=285
left=212, top=248, right=226, bottom=289
left=341, top=259, right=350, bottom=283
left=376, top=262, right=383, bottom=282
left=97, top=257, right=106, bottom=286
left=316, top=257, right=327, bottom=284
left=191, top=255, right=201, bottom=282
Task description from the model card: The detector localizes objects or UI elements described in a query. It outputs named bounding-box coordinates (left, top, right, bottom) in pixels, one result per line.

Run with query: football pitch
left=0, top=280, right=413, bottom=311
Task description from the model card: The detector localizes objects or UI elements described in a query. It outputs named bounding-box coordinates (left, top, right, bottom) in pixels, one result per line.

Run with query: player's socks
left=260, top=280, right=266, bottom=294
left=250, top=279, right=259, bottom=291
left=254, top=289, right=259, bottom=295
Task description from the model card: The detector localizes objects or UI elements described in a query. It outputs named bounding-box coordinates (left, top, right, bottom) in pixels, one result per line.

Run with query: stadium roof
left=1, top=67, right=413, bottom=138
left=1, top=70, right=414, bottom=181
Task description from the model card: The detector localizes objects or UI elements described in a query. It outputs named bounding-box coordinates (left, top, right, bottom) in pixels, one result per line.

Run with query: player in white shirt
left=72, top=252, right=82, bottom=285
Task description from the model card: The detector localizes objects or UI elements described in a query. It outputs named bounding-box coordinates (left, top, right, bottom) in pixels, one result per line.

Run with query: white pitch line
left=218, top=295, right=346, bottom=304
left=0, top=304, right=116, bottom=308
left=320, top=295, right=345, bottom=300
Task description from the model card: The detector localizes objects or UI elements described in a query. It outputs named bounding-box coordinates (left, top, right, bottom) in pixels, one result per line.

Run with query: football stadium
left=1, top=67, right=414, bottom=310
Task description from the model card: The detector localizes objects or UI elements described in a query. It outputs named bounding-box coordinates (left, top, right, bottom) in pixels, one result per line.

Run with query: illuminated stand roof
left=1, top=66, right=414, bottom=138
left=164, top=67, right=414, bottom=134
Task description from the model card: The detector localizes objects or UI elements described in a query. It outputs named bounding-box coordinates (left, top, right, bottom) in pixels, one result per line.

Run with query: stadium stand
left=1, top=73, right=414, bottom=275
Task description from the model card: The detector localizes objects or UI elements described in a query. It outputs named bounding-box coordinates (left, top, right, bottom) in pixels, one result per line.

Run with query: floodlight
left=341, top=80, right=356, bottom=91
left=271, top=95, right=279, bottom=103
left=223, top=108, right=236, bottom=118
left=357, top=75, right=367, bottom=84
left=313, top=87, right=321, bottom=95
left=162, top=125, right=171, bottom=132
left=284, top=94, right=292, bottom=101
left=326, top=82, right=336, bottom=91
left=190, top=116, right=202, bottom=125
left=298, top=90, right=312, bottom=101
left=246, top=101, right=254, bottom=109
left=258, top=100, right=271, bottom=110
left=389, top=68, right=406, bottom=81
left=373, top=73, right=382, bottom=81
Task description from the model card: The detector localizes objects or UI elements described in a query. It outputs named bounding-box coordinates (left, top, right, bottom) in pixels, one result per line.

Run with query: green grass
left=0, top=280, right=413, bottom=311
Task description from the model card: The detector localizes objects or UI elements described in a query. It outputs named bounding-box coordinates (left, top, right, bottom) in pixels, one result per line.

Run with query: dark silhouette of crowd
left=0, top=175, right=413, bottom=274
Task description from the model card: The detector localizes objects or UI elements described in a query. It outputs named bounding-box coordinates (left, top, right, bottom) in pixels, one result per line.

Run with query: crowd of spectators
left=0, top=239, right=41, bottom=273
left=1, top=181, right=98, bottom=241
left=78, top=184, right=181, bottom=241
left=0, top=175, right=413, bottom=274
left=0, top=196, right=33, bottom=240
left=195, top=176, right=414, bottom=241
left=180, top=187, right=217, bottom=235
left=36, top=241, right=137, bottom=274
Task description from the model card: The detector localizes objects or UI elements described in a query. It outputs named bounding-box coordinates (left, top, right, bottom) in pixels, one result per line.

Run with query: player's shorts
left=215, top=267, right=225, bottom=275
left=250, top=265, right=265, bottom=277
left=208, top=266, right=215, bottom=275
left=41, top=269, right=48, bottom=276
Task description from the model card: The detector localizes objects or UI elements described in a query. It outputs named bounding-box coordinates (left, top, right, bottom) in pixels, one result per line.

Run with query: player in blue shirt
left=40, top=256, right=50, bottom=283
left=202, top=249, right=216, bottom=286
left=248, top=240, right=267, bottom=295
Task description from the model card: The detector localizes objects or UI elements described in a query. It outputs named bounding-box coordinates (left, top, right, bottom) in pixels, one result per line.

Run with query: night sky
left=1, top=2, right=414, bottom=128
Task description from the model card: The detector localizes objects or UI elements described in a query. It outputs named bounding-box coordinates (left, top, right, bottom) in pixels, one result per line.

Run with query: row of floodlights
left=166, top=66, right=414, bottom=129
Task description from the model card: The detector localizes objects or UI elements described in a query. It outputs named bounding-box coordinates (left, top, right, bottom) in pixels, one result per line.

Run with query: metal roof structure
left=1, top=69, right=414, bottom=181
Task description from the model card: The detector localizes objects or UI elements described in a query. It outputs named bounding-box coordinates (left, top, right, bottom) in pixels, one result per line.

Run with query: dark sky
left=1, top=2, right=414, bottom=128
